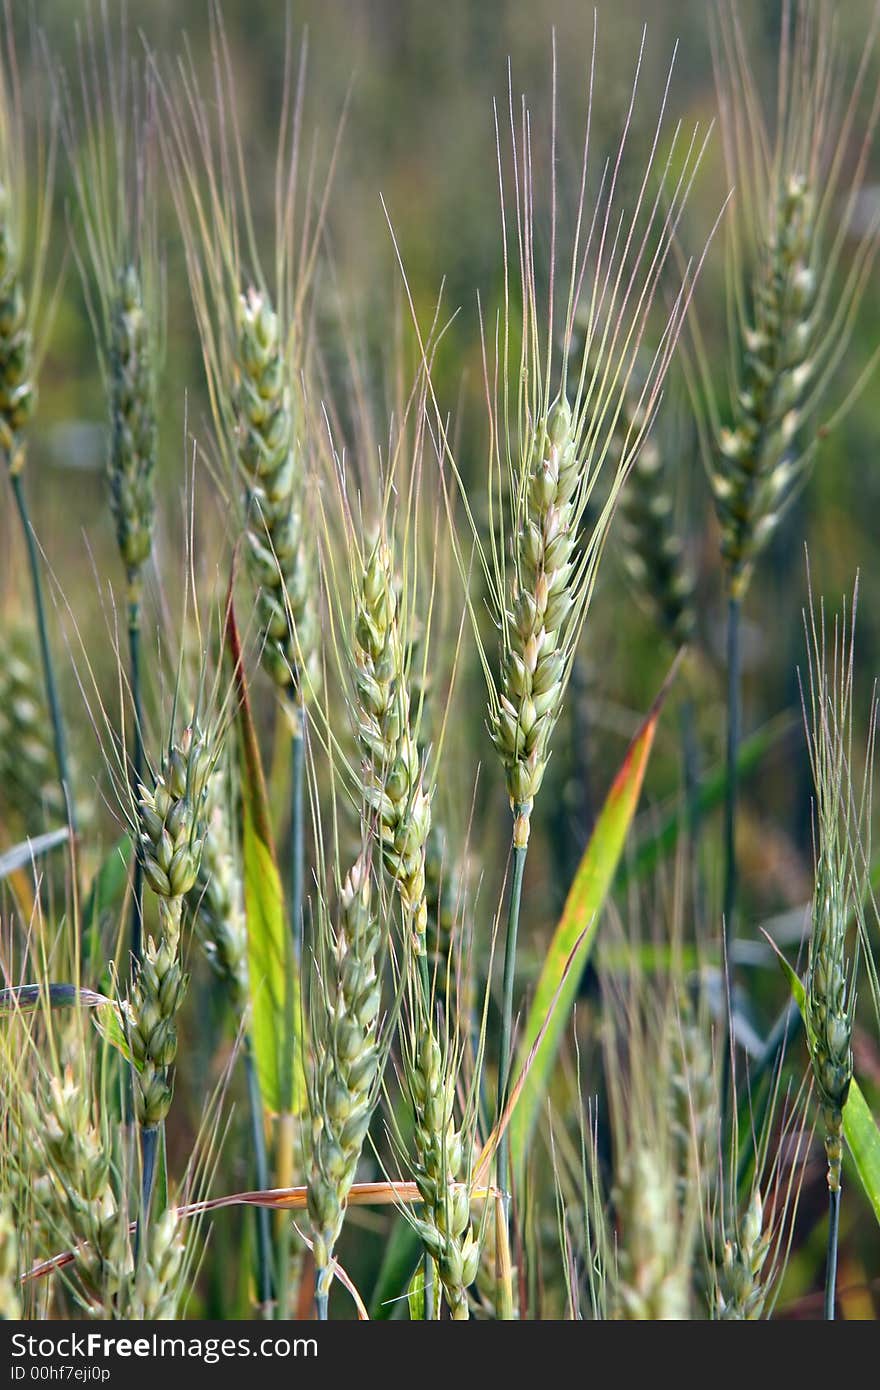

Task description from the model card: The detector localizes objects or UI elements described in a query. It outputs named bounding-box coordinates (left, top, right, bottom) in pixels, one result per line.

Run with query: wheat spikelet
left=714, top=1190, right=771, bottom=1320
left=129, top=1209, right=186, bottom=1321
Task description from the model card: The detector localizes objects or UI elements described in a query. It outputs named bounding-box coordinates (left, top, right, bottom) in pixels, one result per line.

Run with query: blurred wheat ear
left=695, top=0, right=880, bottom=1025
left=0, top=3, right=74, bottom=837
left=60, top=6, right=163, bottom=968
left=800, top=572, right=876, bottom=1318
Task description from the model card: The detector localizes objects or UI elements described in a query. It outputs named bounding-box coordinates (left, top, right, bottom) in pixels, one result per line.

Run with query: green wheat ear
left=351, top=537, right=432, bottom=955
left=236, top=286, right=319, bottom=703
left=108, top=263, right=157, bottom=597
left=800, top=578, right=873, bottom=1260
left=307, top=854, right=384, bottom=1314
left=489, top=398, right=578, bottom=848
left=715, top=1190, right=771, bottom=1320
left=129, top=720, right=213, bottom=1129
left=406, top=1024, right=480, bottom=1320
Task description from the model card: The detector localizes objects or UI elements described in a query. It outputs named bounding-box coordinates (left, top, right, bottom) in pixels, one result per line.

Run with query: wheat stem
left=721, top=593, right=741, bottom=1118
left=128, top=596, right=145, bottom=968
left=9, top=470, right=76, bottom=837
left=244, top=1040, right=274, bottom=1318
left=825, top=1186, right=840, bottom=1321
left=137, top=1123, right=160, bottom=1264
left=275, top=1111, right=296, bottom=1320
left=289, top=708, right=305, bottom=962
left=495, top=834, right=527, bottom=1318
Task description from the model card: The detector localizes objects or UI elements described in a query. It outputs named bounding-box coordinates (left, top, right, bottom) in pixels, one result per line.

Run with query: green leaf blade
left=226, top=594, right=305, bottom=1117
left=508, top=668, right=672, bottom=1182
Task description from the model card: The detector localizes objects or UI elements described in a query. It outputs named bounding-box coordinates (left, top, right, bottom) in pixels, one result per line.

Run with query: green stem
left=315, top=1288, right=328, bottom=1320
left=278, top=701, right=305, bottom=1321
left=275, top=1112, right=296, bottom=1320
left=244, top=1040, right=274, bottom=1318
left=136, top=1123, right=159, bottom=1265
left=417, top=943, right=433, bottom=1319
left=496, top=829, right=528, bottom=1322
left=825, top=1185, right=840, bottom=1321
left=128, top=596, right=145, bottom=969
left=721, top=595, right=741, bottom=1124
left=497, top=837, right=528, bottom=1198
left=290, top=705, right=305, bottom=963
left=10, top=471, right=76, bottom=836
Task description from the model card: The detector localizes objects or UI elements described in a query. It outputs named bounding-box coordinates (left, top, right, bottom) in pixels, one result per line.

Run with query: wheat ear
left=128, top=722, right=212, bottom=1229
left=307, top=855, right=383, bottom=1317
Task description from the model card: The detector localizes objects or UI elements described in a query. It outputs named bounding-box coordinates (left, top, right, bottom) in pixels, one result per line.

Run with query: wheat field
left=2, top=0, right=880, bottom=1326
